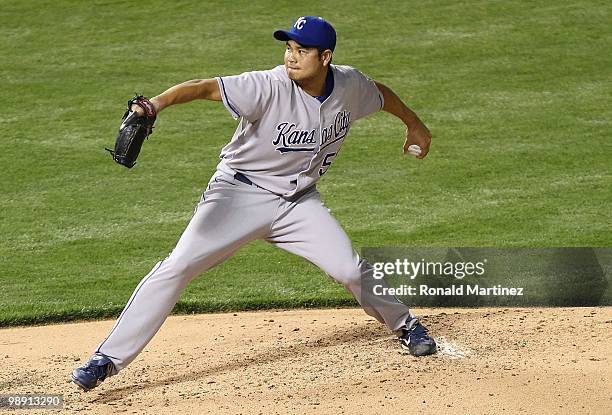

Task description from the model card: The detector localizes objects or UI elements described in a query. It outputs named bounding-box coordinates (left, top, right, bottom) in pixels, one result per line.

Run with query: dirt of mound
left=0, top=307, right=610, bottom=414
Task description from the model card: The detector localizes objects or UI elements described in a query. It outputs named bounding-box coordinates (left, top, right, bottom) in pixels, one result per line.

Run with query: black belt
left=234, top=172, right=315, bottom=201
left=234, top=172, right=254, bottom=186
left=235, top=172, right=298, bottom=187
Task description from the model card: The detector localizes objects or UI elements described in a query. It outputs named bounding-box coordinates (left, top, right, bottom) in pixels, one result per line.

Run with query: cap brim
left=273, top=30, right=317, bottom=48
left=273, top=30, right=292, bottom=41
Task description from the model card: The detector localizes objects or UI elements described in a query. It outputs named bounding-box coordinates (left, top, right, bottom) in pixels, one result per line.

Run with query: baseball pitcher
left=72, top=16, right=435, bottom=392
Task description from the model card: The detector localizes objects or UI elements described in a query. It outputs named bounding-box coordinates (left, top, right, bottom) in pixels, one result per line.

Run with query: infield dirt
left=1, top=307, right=610, bottom=414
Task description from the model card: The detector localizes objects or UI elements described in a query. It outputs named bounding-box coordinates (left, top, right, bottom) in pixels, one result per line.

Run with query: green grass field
left=1, top=0, right=610, bottom=326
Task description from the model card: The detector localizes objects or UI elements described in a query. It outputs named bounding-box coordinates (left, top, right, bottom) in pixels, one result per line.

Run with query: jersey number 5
left=319, top=152, right=337, bottom=176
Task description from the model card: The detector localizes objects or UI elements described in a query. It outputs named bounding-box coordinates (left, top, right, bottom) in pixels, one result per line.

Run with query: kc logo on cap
left=294, top=17, right=307, bottom=30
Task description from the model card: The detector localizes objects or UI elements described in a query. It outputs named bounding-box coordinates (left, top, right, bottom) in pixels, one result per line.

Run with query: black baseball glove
left=106, top=95, right=157, bottom=168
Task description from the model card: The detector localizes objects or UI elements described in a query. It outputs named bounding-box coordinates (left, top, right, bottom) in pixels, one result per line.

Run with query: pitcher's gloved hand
left=106, top=95, right=157, bottom=168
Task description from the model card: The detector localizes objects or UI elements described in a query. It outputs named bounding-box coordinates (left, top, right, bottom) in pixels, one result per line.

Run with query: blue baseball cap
left=274, top=16, right=336, bottom=51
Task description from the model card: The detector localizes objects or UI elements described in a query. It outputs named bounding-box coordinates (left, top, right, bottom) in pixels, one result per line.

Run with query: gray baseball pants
left=96, top=170, right=413, bottom=372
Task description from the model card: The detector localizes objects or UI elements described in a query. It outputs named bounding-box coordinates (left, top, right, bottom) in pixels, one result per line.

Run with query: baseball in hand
left=407, top=144, right=422, bottom=157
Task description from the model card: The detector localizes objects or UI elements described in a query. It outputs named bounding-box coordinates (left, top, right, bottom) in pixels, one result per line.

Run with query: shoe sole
left=71, top=380, right=91, bottom=392
left=400, top=341, right=438, bottom=357
left=71, top=372, right=95, bottom=392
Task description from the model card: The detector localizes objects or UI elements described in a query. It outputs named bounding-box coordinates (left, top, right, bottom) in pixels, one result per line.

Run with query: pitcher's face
left=284, top=40, right=329, bottom=82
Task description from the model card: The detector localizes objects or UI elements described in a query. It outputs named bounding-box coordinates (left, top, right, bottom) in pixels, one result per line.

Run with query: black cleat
left=399, top=319, right=437, bottom=356
left=71, top=353, right=115, bottom=391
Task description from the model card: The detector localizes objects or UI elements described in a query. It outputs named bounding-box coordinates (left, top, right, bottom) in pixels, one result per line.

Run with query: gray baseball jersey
left=216, top=64, right=383, bottom=197
left=93, top=64, right=416, bottom=373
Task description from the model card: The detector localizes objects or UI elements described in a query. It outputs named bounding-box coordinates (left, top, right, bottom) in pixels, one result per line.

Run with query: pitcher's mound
left=1, top=307, right=610, bottom=414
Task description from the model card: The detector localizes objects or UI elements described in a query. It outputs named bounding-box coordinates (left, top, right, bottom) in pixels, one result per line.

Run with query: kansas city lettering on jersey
left=320, top=110, right=350, bottom=150
left=273, top=122, right=317, bottom=153
left=273, top=110, right=351, bottom=154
